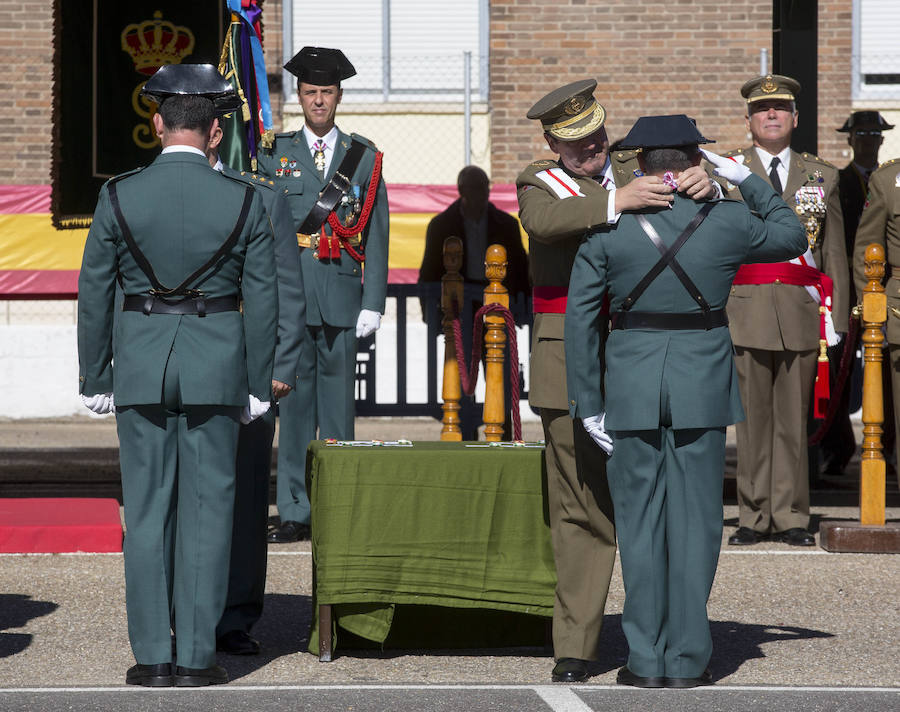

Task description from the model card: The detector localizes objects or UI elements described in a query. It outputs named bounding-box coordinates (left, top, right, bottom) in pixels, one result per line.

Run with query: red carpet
left=0, top=498, right=122, bottom=553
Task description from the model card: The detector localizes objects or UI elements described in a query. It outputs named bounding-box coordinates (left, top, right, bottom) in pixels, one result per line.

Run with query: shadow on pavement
left=0, top=594, right=59, bottom=659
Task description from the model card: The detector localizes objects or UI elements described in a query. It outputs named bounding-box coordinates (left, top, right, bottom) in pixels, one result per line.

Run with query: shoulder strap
left=621, top=202, right=716, bottom=314
left=298, top=138, right=369, bottom=233
left=108, top=178, right=255, bottom=297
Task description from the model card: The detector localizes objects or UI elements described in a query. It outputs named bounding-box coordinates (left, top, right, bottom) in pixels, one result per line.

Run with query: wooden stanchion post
left=820, top=243, right=900, bottom=552
left=483, top=244, right=508, bottom=442
left=440, top=237, right=464, bottom=441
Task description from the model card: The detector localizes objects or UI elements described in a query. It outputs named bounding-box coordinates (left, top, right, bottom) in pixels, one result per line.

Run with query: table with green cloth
left=306, top=440, right=556, bottom=659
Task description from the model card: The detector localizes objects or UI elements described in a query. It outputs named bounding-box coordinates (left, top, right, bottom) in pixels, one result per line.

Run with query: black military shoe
left=267, top=520, right=310, bottom=543
left=126, top=663, right=173, bottom=687
left=727, top=526, right=766, bottom=546
left=174, top=664, right=228, bottom=687
left=772, top=528, right=815, bottom=546
left=217, top=629, right=260, bottom=655
left=551, top=658, right=589, bottom=682
left=616, top=666, right=666, bottom=688
left=666, top=668, right=713, bottom=688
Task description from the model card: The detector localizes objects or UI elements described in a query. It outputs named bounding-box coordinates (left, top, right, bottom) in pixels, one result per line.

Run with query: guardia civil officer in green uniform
left=723, top=75, right=849, bottom=547
left=566, top=115, right=806, bottom=688
left=516, top=80, right=720, bottom=684
left=77, top=64, right=278, bottom=687
left=206, top=137, right=305, bottom=655
left=852, top=153, right=900, bottom=489
left=258, top=47, right=389, bottom=543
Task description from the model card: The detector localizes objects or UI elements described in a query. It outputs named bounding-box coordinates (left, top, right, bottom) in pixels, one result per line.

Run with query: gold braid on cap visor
left=545, top=103, right=606, bottom=140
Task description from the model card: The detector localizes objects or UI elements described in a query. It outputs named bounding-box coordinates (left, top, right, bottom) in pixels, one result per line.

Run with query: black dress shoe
left=551, top=657, right=589, bottom=682
left=727, top=526, right=766, bottom=546
left=772, top=527, right=815, bottom=546
left=216, top=629, right=260, bottom=655
left=174, top=664, right=228, bottom=687
left=267, top=520, right=310, bottom=543
left=616, top=665, right=666, bottom=688
left=126, top=663, right=173, bottom=687
left=666, top=668, right=712, bottom=688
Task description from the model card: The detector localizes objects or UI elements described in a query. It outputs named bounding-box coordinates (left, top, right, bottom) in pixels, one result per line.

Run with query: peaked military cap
left=837, top=110, right=894, bottom=132
left=526, top=79, right=606, bottom=142
left=140, top=63, right=241, bottom=112
left=740, top=74, right=801, bottom=104
left=284, top=46, right=356, bottom=85
left=617, top=114, right=714, bottom=150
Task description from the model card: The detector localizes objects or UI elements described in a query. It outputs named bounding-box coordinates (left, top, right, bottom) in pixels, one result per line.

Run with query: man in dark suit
left=418, top=165, right=529, bottom=302
left=566, top=115, right=806, bottom=688
left=77, top=64, right=278, bottom=687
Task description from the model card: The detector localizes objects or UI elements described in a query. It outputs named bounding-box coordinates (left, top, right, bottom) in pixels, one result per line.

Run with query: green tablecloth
left=306, top=441, right=556, bottom=654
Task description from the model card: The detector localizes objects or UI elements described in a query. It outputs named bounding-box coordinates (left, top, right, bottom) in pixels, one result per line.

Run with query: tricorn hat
left=837, top=110, right=894, bottom=132
left=617, top=114, right=714, bottom=150
left=526, top=79, right=606, bottom=142
left=740, top=74, right=800, bottom=104
left=140, top=63, right=241, bottom=113
left=284, top=46, right=356, bottom=85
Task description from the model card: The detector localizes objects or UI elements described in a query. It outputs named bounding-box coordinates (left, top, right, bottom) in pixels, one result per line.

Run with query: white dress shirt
left=302, top=125, right=339, bottom=176
left=754, top=145, right=792, bottom=193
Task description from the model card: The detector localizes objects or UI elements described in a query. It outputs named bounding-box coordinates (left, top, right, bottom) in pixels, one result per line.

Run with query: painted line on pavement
left=534, top=685, right=594, bottom=711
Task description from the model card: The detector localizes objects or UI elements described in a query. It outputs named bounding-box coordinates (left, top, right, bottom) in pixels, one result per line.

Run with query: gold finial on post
left=483, top=244, right=509, bottom=442
left=860, top=243, right=887, bottom=526
left=440, top=236, right=464, bottom=441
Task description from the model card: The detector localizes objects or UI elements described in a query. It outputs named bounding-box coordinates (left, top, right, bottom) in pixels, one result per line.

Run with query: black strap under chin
left=107, top=178, right=255, bottom=298
left=621, top=202, right=716, bottom=320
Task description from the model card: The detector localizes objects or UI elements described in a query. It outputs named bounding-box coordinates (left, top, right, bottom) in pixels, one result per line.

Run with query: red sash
left=732, top=263, right=835, bottom=418
left=532, top=286, right=610, bottom=316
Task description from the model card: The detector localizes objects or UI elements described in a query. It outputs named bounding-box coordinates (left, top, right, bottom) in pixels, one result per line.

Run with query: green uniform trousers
left=607, top=426, right=725, bottom=679
left=116, top=349, right=241, bottom=669
left=276, top=324, right=357, bottom=523
left=218, top=407, right=275, bottom=637
left=733, top=346, right=815, bottom=533
left=541, top=408, right=616, bottom=660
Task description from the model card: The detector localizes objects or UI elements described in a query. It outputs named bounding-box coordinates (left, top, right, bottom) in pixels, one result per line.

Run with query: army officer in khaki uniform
left=516, top=79, right=720, bottom=683
left=852, top=155, right=900, bottom=488
left=258, top=47, right=389, bottom=543
left=724, top=74, right=849, bottom=547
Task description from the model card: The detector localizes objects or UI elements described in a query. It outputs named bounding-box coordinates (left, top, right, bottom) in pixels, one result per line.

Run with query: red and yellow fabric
left=0, top=183, right=525, bottom=295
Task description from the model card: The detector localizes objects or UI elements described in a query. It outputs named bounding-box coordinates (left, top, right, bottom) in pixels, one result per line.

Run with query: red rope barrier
left=808, top=315, right=861, bottom=445
left=449, top=301, right=522, bottom=441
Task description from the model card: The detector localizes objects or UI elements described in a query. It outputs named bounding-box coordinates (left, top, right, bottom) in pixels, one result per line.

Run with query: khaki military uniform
left=852, top=157, right=900, bottom=477
left=516, top=149, right=638, bottom=661
left=725, top=147, right=849, bottom=534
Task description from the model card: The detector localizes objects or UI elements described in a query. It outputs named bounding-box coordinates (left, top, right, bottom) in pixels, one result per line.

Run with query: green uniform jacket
left=852, top=157, right=900, bottom=343
left=516, top=150, right=641, bottom=410
left=77, top=151, right=278, bottom=406
left=565, top=174, right=807, bottom=430
left=257, top=128, right=389, bottom=328
left=223, top=166, right=305, bottom=386
left=724, top=147, right=849, bottom=348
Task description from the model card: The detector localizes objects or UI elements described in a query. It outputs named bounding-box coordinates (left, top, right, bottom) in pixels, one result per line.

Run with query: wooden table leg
left=318, top=603, right=333, bottom=662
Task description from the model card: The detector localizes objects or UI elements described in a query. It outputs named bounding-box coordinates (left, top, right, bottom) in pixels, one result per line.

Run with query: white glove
left=824, top=309, right=842, bottom=347
left=583, top=413, right=613, bottom=456
left=356, top=309, right=382, bottom=338
left=240, top=394, right=271, bottom=425
left=82, top=393, right=114, bottom=414
left=700, top=148, right=752, bottom=186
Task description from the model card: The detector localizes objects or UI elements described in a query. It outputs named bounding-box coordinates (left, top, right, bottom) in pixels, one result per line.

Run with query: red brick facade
left=0, top=0, right=853, bottom=185
left=489, top=0, right=853, bottom=181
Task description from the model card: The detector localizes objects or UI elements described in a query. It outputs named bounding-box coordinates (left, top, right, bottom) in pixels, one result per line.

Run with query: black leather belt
left=610, top=309, right=728, bottom=331
left=122, top=295, right=239, bottom=317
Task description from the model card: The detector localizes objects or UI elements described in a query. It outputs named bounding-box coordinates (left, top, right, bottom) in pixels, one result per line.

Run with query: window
left=854, top=0, right=900, bottom=100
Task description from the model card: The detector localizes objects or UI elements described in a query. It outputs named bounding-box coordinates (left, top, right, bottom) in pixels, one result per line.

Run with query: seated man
left=565, top=115, right=806, bottom=688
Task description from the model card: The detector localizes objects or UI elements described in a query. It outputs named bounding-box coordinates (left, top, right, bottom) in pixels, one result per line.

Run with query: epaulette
left=238, top=171, right=277, bottom=189
left=104, top=166, right=143, bottom=186
left=350, top=132, right=379, bottom=152
left=723, top=147, right=746, bottom=158
left=611, top=149, right=639, bottom=162
left=800, top=152, right=836, bottom=171
left=877, top=157, right=900, bottom=169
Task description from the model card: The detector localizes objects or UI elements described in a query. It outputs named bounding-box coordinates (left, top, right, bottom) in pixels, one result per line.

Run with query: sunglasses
left=853, top=130, right=883, bottom=136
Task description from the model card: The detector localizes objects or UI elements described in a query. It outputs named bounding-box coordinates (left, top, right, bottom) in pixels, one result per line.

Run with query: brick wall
left=489, top=0, right=852, bottom=182
left=0, top=0, right=54, bottom=184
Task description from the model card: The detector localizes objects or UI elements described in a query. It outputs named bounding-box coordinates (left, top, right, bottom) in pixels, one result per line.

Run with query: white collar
left=754, top=144, right=791, bottom=168
left=161, top=145, right=206, bottom=158
left=303, top=125, right=339, bottom=151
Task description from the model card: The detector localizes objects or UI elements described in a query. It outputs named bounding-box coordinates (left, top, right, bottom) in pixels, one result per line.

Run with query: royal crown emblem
left=121, top=11, right=195, bottom=76
left=565, top=96, right=586, bottom=115
left=761, top=75, right=778, bottom=93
